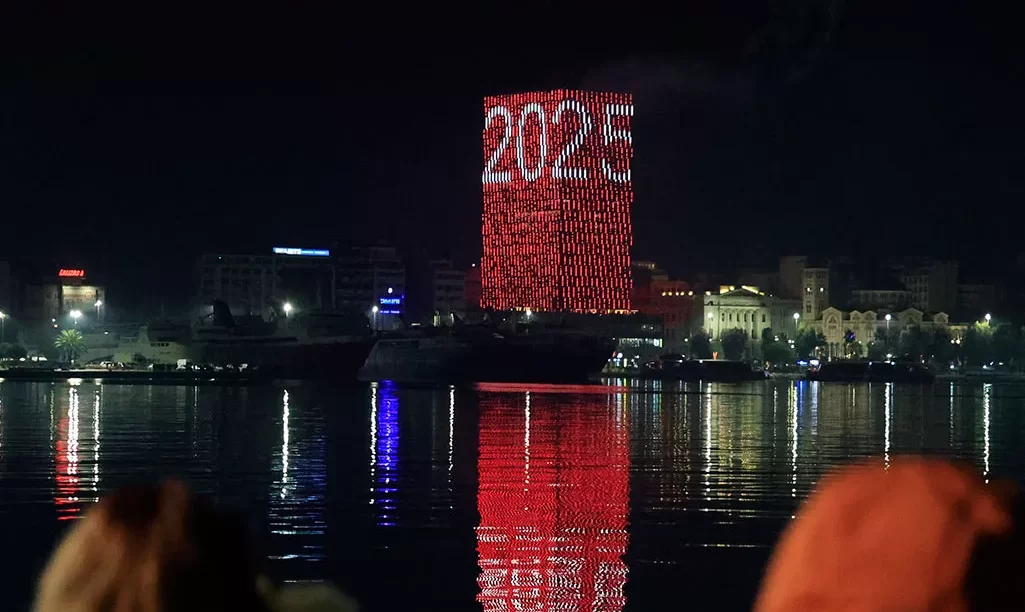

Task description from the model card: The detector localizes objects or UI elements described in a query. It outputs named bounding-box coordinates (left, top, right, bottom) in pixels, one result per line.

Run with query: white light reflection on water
left=0, top=382, right=4, bottom=469
left=369, top=382, right=377, bottom=502
left=790, top=383, right=798, bottom=498
left=703, top=382, right=712, bottom=499
left=1, top=379, right=1022, bottom=612
left=55, top=386, right=82, bottom=520
left=448, top=386, right=455, bottom=481
left=884, top=382, right=893, bottom=469
left=983, top=383, right=992, bottom=482
left=949, top=381, right=955, bottom=447
left=280, top=390, right=290, bottom=499
left=524, top=391, right=531, bottom=492
left=92, top=388, right=101, bottom=494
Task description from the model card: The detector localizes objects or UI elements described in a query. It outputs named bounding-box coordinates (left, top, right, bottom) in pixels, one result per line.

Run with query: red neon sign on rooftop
left=58, top=269, right=85, bottom=278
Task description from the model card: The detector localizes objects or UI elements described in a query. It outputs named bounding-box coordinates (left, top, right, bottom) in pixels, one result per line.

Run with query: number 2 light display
left=481, top=90, right=634, bottom=313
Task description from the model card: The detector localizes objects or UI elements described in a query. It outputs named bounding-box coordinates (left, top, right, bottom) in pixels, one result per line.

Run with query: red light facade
left=482, top=90, right=633, bottom=312
left=476, top=393, right=630, bottom=610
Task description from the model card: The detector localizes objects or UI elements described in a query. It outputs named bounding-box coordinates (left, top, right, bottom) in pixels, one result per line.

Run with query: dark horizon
left=3, top=3, right=1024, bottom=314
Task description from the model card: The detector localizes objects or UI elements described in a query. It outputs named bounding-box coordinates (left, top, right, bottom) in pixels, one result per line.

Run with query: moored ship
left=358, top=325, right=615, bottom=384
left=192, top=300, right=374, bottom=379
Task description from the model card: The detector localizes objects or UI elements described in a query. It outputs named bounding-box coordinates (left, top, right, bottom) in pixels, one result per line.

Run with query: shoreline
left=0, top=368, right=282, bottom=385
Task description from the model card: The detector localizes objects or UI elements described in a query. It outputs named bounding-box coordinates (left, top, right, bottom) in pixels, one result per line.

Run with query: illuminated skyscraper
left=481, top=90, right=634, bottom=313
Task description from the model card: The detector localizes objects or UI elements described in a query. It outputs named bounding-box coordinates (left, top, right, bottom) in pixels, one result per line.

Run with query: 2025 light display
left=481, top=90, right=634, bottom=313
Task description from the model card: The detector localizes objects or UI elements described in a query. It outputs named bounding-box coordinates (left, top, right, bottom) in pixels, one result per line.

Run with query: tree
left=0, top=342, right=27, bottom=360
left=929, top=327, right=955, bottom=365
left=54, top=329, right=86, bottom=363
left=761, top=328, right=794, bottom=365
left=842, top=329, right=860, bottom=358
left=867, top=340, right=887, bottom=361
left=794, top=328, right=826, bottom=359
left=898, top=325, right=929, bottom=361
left=961, top=324, right=993, bottom=366
left=992, top=323, right=1023, bottom=366
left=720, top=328, right=748, bottom=361
left=690, top=331, right=713, bottom=360
left=763, top=340, right=795, bottom=366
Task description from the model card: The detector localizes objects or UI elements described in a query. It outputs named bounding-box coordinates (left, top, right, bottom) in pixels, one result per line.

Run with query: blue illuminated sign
left=379, top=297, right=402, bottom=305
left=272, top=247, right=331, bottom=257
left=379, top=309, right=401, bottom=315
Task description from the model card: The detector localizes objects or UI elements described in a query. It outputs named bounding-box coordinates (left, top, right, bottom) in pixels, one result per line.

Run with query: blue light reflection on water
left=370, top=381, right=400, bottom=528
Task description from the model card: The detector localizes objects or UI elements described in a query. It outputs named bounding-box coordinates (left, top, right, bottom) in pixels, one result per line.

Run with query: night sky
left=1, top=3, right=1022, bottom=315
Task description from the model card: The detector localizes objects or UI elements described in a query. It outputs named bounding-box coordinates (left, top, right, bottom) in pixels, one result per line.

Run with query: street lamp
left=95, top=300, right=103, bottom=323
left=525, top=308, right=533, bottom=319
left=283, top=302, right=293, bottom=329
left=70, top=310, right=82, bottom=327
left=371, top=305, right=379, bottom=332
left=793, top=312, right=800, bottom=332
left=0, top=311, right=6, bottom=343
left=985, top=313, right=992, bottom=324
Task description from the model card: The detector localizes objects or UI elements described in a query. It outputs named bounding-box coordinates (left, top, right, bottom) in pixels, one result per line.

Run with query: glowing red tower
left=481, top=90, right=633, bottom=313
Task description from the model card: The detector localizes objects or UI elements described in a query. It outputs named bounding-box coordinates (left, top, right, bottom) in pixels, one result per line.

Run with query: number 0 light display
left=482, top=90, right=634, bottom=312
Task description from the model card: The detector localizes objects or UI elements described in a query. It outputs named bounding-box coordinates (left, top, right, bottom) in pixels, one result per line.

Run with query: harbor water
left=1, top=379, right=1022, bottom=611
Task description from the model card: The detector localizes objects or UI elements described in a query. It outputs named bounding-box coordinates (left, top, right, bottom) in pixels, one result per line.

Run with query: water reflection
left=268, top=387, right=327, bottom=568
left=0, top=379, right=1021, bottom=612
left=52, top=385, right=102, bottom=520
left=476, top=390, right=630, bottom=611
left=884, top=383, right=893, bottom=469
left=982, top=383, right=992, bottom=482
left=370, top=382, right=400, bottom=527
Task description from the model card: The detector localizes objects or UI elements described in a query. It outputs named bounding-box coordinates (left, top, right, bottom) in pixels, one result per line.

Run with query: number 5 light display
left=481, top=90, right=634, bottom=313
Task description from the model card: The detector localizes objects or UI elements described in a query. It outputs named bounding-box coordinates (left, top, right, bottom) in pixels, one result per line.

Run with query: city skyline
left=3, top=3, right=1024, bottom=314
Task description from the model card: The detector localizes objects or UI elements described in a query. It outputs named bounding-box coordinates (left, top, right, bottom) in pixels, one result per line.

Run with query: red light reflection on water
left=476, top=391, right=630, bottom=611
left=475, top=383, right=633, bottom=395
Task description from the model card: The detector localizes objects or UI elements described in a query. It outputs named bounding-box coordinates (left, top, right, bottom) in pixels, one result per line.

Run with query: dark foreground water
left=1, top=379, right=1023, bottom=611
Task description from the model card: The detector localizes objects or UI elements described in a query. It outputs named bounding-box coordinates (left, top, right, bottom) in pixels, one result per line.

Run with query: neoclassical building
left=701, top=287, right=801, bottom=344
left=810, top=307, right=952, bottom=359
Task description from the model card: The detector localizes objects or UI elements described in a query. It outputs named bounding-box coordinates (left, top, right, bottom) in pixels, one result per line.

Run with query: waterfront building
left=21, top=267, right=106, bottom=325
left=810, top=307, right=951, bottom=360
left=481, top=90, right=633, bottom=313
left=848, top=282, right=913, bottom=311
left=778, top=255, right=809, bottom=300
left=195, top=248, right=334, bottom=320
left=889, top=258, right=959, bottom=314
left=701, top=287, right=801, bottom=344
left=335, top=245, right=405, bottom=330
left=631, top=261, right=694, bottom=353
left=195, top=245, right=406, bottom=329
left=428, top=260, right=466, bottom=324
left=956, top=283, right=1003, bottom=319
left=801, top=267, right=831, bottom=321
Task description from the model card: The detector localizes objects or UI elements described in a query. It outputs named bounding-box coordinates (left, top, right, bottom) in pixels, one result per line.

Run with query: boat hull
left=359, top=334, right=614, bottom=384
left=194, top=337, right=374, bottom=380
